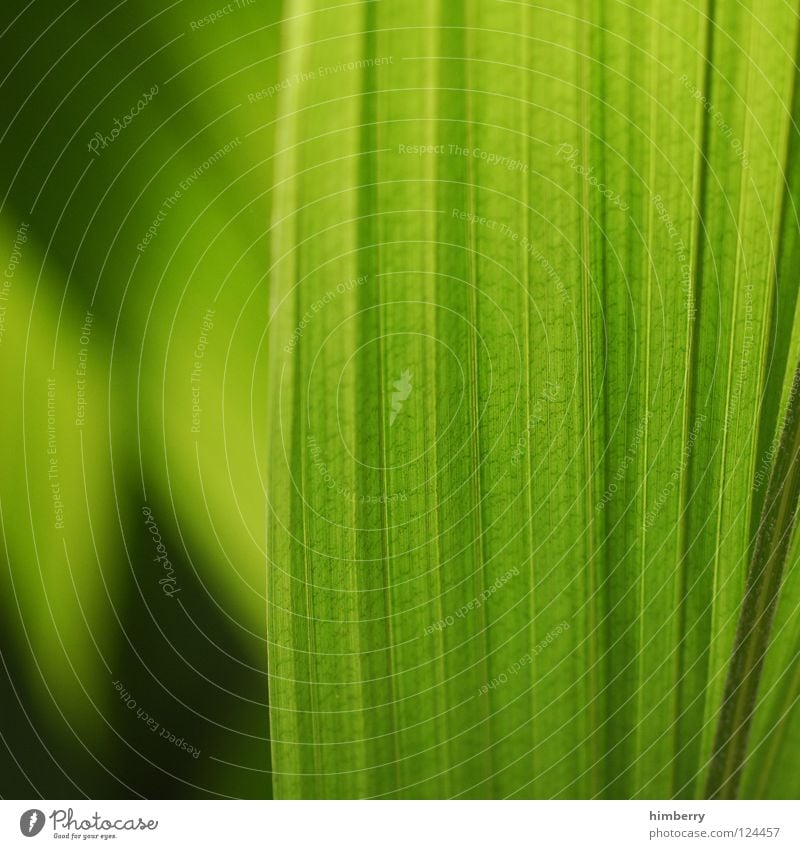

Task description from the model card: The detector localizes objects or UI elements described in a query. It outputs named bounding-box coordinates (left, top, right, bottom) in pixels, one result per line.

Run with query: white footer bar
left=2, top=800, right=797, bottom=848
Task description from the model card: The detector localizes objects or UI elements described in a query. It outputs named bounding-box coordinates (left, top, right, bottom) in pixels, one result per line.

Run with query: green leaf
left=266, top=0, right=800, bottom=799
left=707, top=357, right=800, bottom=798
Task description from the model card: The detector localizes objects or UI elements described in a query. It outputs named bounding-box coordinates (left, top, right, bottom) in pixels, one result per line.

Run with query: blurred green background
left=0, top=0, right=284, bottom=798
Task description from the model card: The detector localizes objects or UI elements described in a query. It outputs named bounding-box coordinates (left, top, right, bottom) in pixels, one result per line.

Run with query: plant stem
left=706, top=356, right=800, bottom=798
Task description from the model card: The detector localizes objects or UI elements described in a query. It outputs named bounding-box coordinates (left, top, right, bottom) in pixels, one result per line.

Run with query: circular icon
left=19, top=810, right=45, bottom=837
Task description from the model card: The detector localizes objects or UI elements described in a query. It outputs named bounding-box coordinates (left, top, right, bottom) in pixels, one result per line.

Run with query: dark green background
left=0, top=0, right=285, bottom=798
